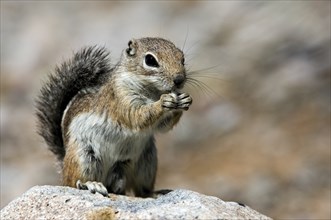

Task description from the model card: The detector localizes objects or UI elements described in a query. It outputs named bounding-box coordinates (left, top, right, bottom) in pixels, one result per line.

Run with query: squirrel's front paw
left=160, top=92, right=192, bottom=111
left=76, top=180, right=108, bottom=197
left=161, top=93, right=178, bottom=110
left=176, top=92, right=192, bottom=111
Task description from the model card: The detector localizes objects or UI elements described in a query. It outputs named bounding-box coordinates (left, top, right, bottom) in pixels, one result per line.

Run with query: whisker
left=187, top=74, right=226, bottom=81
left=187, top=64, right=223, bottom=75
left=184, top=54, right=198, bottom=64
left=186, top=82, right=212, bottom=99
left=185, top=80, right=207, bottom=97
left=186, top=77, right=220, bottom=98
left=182, top=25, right=190, bottom=52
left=183, top=40, right=201, bottom=57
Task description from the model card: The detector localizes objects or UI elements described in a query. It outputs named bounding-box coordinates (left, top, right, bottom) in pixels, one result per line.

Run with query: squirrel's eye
left=145, top=54, right=159, bottom=68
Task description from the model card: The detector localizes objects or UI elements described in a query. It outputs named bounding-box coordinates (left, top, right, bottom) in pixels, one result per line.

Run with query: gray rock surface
left=0, top=185, right=271, bottom=220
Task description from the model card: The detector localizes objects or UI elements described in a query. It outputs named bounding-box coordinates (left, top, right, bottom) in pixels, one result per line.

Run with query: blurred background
left=1, top=1, right=330, bottom=219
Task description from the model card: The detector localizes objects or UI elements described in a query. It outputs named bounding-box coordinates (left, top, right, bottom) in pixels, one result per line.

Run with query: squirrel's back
left=36, top=46, right=111, bottom=160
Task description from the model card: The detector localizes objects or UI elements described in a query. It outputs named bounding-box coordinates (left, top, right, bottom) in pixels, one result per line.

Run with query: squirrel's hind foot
left=76, top=180, right=109, bottom=197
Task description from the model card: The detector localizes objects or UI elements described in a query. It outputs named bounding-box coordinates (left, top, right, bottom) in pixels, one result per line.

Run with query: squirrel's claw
left=76, top=180, right=109, bottom=197
left=161, top=92, right=192, bottom=111
left=177, top=92, right=192, bottom=110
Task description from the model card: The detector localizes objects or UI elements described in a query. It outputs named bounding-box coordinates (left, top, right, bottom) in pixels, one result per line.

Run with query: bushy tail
left=36, top=46, right=111, bottom=161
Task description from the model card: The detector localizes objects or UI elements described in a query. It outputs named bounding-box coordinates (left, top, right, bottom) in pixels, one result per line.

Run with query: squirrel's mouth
left=165, top=86, right=182, bottom=94
left=143, top=77, right=185, bottom=98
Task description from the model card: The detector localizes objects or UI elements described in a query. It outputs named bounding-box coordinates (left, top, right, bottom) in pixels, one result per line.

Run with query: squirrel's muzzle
left=173, top=74, right=185, bottom=89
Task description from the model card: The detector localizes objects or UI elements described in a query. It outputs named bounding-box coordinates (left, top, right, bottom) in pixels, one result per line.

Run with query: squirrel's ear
left=126, top=39, right=137, bottom=56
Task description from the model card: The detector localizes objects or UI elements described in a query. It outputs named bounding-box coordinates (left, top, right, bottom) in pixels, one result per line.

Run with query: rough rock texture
left=0, top=185, right=271, bottom=220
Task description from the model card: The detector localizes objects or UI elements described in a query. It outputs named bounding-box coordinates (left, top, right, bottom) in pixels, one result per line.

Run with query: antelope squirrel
left=36, top=37, right=192, bottom=197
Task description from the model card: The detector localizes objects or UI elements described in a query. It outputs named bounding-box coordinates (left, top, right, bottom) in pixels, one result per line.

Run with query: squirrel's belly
left=69, top=112, right=152, bottom=169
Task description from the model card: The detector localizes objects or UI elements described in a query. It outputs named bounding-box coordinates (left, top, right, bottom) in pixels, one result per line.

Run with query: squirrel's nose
left=173, top=74, right=185, bottom=88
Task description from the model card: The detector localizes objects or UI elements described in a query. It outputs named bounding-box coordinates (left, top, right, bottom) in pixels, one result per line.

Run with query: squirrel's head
left=119, top=37, right=186, bottom=93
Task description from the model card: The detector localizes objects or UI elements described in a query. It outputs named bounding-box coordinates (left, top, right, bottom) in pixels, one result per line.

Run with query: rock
left=0, top=185, right=271, bottom=220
